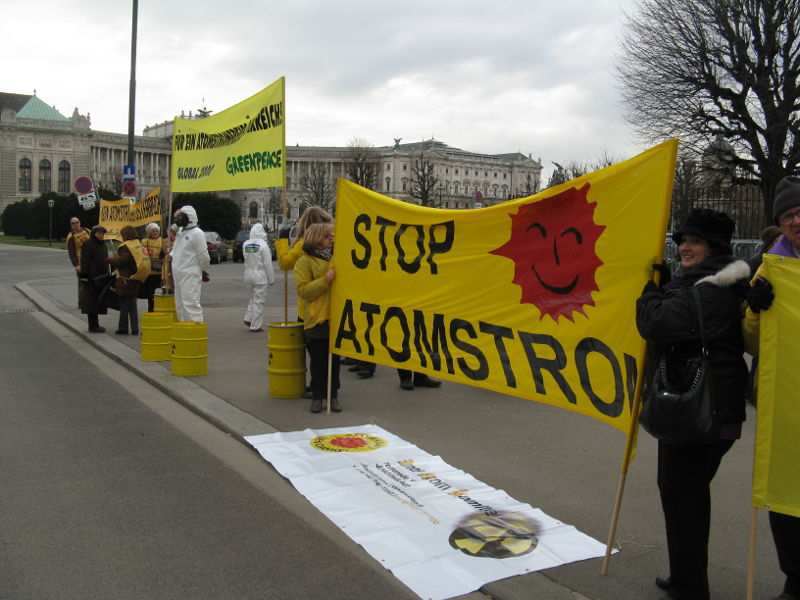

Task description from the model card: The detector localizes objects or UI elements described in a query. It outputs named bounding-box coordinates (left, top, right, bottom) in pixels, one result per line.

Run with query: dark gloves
left=652, top=262, right=672, bottom=289
left=746, top=277, right=774, bottom=313
left=202, top=271, right=210, bottom=283
left=278, top=227, right=291, bottom=240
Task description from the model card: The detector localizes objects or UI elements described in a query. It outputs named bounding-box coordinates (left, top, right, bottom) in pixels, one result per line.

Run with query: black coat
left=79, top=235, right=109, bottom=315
left=636, top=255, right=751, bottom=426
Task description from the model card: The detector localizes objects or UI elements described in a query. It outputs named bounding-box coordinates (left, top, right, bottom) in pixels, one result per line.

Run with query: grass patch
left=0, top=235, right=66, bottom=249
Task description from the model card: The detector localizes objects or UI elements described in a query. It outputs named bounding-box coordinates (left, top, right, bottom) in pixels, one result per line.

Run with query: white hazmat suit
left=242, top=223, right=276, bottom=331
left=170, top=205, right=210, bottom=322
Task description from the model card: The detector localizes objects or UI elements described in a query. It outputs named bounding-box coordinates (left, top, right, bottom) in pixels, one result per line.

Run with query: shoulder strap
left=691, top=287, right=708, bottom=352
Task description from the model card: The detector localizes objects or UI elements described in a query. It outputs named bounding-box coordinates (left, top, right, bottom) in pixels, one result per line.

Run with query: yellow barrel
left=140, top=312, right=172, bottom=361
left=153, top=294, right=178, bottom=322
left=268, top=322, right=306, bottom=398
left=171, top=321, right=208, bottom=376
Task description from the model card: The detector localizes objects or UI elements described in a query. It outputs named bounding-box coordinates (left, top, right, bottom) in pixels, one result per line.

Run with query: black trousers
left=306, top=338, right=340, bottom=400
left=657, top=438, right=734, bottom=600
left=770, top=511, right=800, bottom=596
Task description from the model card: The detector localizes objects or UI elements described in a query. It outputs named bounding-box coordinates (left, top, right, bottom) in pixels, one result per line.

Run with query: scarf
left=303, top=243, right=333, bottom=261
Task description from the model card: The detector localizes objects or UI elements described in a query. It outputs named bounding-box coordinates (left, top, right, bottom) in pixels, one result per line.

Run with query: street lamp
left=47, top=198, right=55, bottom=247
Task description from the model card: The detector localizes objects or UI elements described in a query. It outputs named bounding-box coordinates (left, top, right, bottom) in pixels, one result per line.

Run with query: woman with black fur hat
left=636, top=208, right=751, bottom=600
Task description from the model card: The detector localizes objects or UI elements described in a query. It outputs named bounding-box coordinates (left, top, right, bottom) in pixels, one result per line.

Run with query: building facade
left=2, top=93, right=543, bottom=230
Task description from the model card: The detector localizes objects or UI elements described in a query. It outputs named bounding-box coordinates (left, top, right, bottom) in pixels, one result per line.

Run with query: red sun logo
left=330, top=436, right=368, bottom=449
left=490, top=184, right=605, bottom=321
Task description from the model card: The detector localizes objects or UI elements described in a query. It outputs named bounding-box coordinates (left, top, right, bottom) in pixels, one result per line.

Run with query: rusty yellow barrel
left=171, top=321, right=208, bottom=376
left=153, top=294, right=177, bottom=322
left=268, top=322, right=306, bottom=398
left=140, top=312, right=172, bottom=361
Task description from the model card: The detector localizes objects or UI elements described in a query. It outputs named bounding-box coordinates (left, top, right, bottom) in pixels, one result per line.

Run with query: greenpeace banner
left=98, top=188, right=162, bottom=241
left=752, top=255, right=800, bottom=518
left=170, top=77, right=285, bottom=192
left=331, top=140, right=677, bottom=434
left=246, top=425, right=609, bottom=600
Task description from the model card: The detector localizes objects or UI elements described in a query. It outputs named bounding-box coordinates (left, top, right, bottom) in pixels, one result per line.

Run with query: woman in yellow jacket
left=294, top=222, right=340, bottom=414
left=276, top=206, right=333, bottom=320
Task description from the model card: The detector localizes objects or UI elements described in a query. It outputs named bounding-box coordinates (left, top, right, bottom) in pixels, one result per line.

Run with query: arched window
left=58, top=160, right=71, bottom=193
left=18, top=158, right=31, bottom=192
left=249, top=201, right=258, bottom=218
left=385, top=177, right=391, bottom=191
left=39, top=159, right=52, bottom=193
left=454, top=183, right=459, bottom=195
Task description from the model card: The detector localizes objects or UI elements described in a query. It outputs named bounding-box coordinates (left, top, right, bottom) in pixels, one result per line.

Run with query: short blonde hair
left=303, top=222, right=333, bottom=248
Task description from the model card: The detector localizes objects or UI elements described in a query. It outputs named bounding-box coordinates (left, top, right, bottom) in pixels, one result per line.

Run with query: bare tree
left=408, top=151, right=440, bottom=206
left=297, top=161, right=334, bottom=213
left=616, top=0, right=800, bottom=217
left=345, top=137, right=379, bottom=190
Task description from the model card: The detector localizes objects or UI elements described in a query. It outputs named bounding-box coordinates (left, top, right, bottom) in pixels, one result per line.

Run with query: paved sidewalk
left=15, top=263, right=785, bottom=600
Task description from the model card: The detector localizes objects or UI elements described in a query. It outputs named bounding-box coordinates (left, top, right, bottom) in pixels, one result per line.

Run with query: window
left=455, top=169, right=459, bottom=175
left=39, top=159, right=51, bottom=193
left=249, top=201, right=258, bottom=218
left=18, top=158, right=31, bottom=192
left=58, top=160, right=71, bottom=193
left=402, top=180, right=407, bottom=191
left=403, top=164, right=407, bottom=171
left=385, top=177, right=391, bottom=191
left=454, top=183, right=459, bottom=194
left=386, top=164, right=390, bottom=171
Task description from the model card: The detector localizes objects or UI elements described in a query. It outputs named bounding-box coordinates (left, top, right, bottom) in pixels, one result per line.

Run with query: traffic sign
left=122, top=180, right=137, bottom=197
left=74, top=176, right=94, bottom=195
left=123, top=165, right=136, bottom=179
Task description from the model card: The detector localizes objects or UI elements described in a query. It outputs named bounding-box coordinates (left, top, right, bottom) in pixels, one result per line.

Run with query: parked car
left=232, top=230, right=249, bottom=262
left=205, top=231, right=229, bottom=264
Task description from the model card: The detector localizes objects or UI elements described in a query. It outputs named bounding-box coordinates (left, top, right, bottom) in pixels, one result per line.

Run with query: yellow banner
left=170, top=77, right=285, bottom=193
left=330, top=140, right=678, bottom=433
left=99, top=188, right=162, bottom=241
left=752, top=255, right=800, bottom=517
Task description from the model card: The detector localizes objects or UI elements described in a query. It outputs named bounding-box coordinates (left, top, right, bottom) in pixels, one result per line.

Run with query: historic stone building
left=1, top=92, right=543, bottom=229
left=0, top=92, right=171, bottom=213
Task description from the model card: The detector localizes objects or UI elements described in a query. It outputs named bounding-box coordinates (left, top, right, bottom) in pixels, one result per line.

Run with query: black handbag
left=639, top=287, right=718, bottom=445
left=98, top=279, right=120, bottom=311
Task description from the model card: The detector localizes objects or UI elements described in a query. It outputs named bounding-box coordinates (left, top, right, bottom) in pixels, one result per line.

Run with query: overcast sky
left=3, top=0, right=642, bottom=180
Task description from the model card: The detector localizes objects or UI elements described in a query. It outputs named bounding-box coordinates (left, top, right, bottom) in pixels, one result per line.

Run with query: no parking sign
left=74, top=176, right=97, bottom=210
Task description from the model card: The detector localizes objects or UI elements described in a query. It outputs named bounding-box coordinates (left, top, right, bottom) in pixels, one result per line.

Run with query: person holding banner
left=167, top=206, right=210, bottom=323
left=140, top=223, right=167, bottom=313
left=636, top=208, right=751, bottom=600
left=743, top=176, right=800, bottom=600
left=242, top=223, right=276, bottom=332
left=276, top=206, right=333, bottom=318
left=294, top=222, right=340, bottom=414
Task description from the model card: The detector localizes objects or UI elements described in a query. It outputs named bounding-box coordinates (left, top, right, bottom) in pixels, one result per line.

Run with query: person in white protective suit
left=242, top=223, right=276, bottom=331
left=167, top=205, right=210, bottom=322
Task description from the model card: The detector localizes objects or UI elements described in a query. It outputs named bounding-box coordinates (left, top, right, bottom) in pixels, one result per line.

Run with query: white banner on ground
left=245, top=424, right=609, bottom=600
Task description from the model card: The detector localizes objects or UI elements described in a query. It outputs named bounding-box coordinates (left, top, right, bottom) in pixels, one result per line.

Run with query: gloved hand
left=202, top=271, right=210, bottom=283
left=652, top=262, right=671, bottom=288
left=746, top=277, right=774, bottom=313
left=278, top=227, right=291, bottom=240
left=104, top=257, right=112, bottom=263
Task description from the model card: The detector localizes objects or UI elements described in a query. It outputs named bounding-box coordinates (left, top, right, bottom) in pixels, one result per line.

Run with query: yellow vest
left=68, top=228, right=90, bottom=263
left=119, top=239, right=152, bottom=282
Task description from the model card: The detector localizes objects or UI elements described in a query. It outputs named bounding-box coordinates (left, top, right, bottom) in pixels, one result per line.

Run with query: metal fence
left=663, top=181, right=767, bottom=271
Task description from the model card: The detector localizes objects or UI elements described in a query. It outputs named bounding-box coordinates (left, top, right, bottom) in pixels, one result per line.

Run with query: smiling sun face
left=490, top=184, right=605, bottom=322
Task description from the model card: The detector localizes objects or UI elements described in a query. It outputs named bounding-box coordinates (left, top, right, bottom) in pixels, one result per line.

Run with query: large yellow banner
left=170, top=77, right=285, bottom=193
left=99, top=188, right=162, bottom=241
left=330, top=140, right=677, bottom=433
left=752, top=255, right=800, bottom=518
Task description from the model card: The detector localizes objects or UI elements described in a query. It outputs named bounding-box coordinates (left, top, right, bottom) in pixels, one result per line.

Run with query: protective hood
left=179, top=205, right=199, bottom=228
left=250, top=223, right=267, bottom=239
